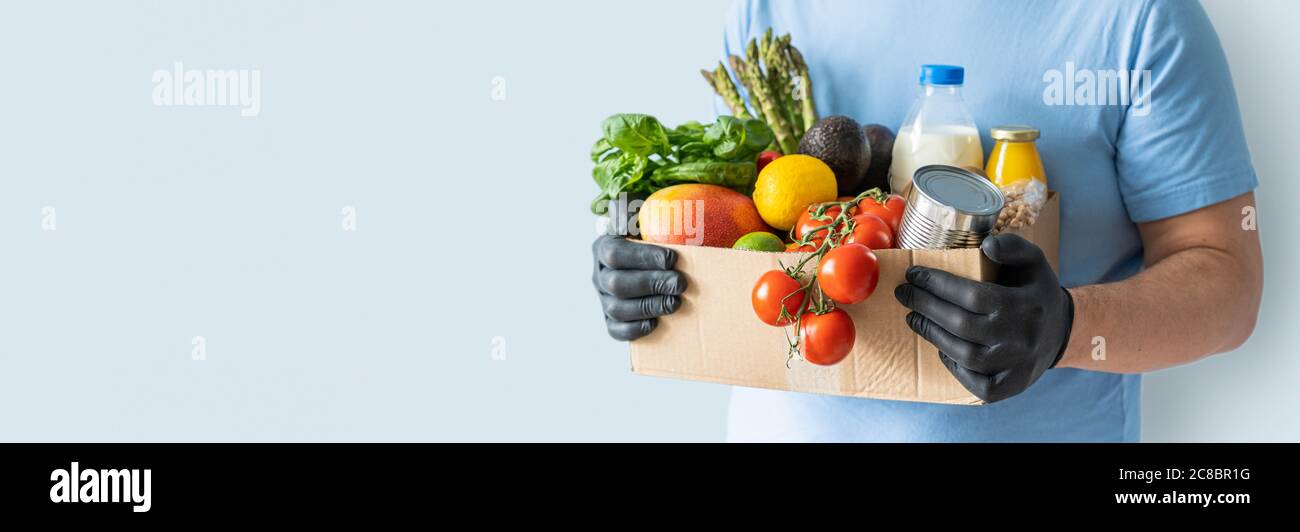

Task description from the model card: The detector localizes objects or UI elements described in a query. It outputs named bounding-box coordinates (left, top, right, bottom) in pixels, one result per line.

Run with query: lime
left=732, top=231, right=786, bottom=252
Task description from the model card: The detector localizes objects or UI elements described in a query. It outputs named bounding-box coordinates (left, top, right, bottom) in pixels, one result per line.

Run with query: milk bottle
left=890, top=65, right=983, bottom=194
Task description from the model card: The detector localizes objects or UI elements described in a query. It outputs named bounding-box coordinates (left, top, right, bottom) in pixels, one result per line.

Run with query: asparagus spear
left=743, top=40, right=798, bottom=153
left=729, top=55, right=781, bottom=152
left=787, top=44, right=818, bottom=133
left=728, top=55, right=769, bottom=125
left=700, top=63, right=753, bottom=119
left=758, top=28, right=774, bottom=68
left=765, top=34, right=802, bottom=135
left=716, top=64, right=755, bottom=120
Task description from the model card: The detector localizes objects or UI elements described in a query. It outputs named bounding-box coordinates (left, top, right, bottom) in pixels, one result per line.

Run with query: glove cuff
left=1049, top=286, right=1075, bottom=369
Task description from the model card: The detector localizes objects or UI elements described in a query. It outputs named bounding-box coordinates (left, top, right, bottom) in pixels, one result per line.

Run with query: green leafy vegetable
left=666, top=121, right=706, bottom=145
left=703, top=116, right=774, bottom=161
left=601, top=114, right=670, bottom=157
left=591, top=138, right=614, bottom=162
left=593, top=152, right=649, bottom=200
left=589, top=113, right=772, bottom=214
left=650, top=161, right=757, bottom=193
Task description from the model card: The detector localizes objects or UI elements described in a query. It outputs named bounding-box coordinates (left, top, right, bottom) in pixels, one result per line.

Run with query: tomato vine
left=774, top=187, right=886, bottom=364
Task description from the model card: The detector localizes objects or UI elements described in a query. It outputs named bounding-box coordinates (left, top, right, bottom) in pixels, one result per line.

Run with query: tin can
left=897, top=164, right=1004, bottom=249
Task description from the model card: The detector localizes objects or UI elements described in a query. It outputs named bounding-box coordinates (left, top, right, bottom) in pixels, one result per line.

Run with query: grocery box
left=629, top=193, right=1059, bottom=405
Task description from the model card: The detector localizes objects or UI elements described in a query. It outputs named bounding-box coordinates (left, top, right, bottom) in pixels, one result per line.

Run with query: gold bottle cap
left=990, top=125, right=1040, bottom=142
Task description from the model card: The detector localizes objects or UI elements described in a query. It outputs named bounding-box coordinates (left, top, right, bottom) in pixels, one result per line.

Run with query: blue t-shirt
left=720, top=0, right=1258, bottom=442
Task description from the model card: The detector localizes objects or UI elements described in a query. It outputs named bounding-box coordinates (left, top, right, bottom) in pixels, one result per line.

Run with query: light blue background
left=0, top=0, right=1295, bottom=441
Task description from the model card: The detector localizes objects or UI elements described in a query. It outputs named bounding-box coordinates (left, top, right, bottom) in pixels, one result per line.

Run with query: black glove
left=592, top=235, right=687, bottom=341
left=894, top=233, right=1074, bottom=403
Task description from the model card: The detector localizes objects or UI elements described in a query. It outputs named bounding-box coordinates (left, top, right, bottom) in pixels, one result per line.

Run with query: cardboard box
left=629, top=194, right=1059, bottom=405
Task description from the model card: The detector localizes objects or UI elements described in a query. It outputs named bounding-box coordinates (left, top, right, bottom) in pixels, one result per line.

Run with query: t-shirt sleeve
left=1115, top=0, right=1257, bottom=223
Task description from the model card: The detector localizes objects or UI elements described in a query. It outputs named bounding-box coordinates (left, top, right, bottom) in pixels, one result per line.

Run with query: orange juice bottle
left=985, top=126, right=1046, bottom=230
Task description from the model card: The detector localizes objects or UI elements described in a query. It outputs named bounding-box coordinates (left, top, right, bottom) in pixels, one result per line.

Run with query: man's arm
left=895, top=192, right=1263, bottom=403
left=1057, top=192, right=1263, bottom=373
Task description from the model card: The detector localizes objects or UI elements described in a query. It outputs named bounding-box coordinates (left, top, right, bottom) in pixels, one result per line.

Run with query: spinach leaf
left=738, top=118, right=774, bottom=158
left=591, top=138, right=616, bottom=163
left=702, top=116, right=774, bottom=161
left=702, top=116, right=744, bottom=159
left=676, top=141, right=713, bottom=162
left=590, top=151, right=649, bottom=214
left=666, top=121, right=706, bottom=146
left=601, top=114, right=669, bottom=157
left=649, top=161, right=757, bottom=192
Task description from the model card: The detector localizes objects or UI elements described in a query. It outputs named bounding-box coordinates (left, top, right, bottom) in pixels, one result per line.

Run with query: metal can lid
left=912, top=165, right=1004, bottom=216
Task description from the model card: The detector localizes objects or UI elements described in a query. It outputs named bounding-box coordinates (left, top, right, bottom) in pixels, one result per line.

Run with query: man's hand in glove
left=894, top=234, right=1074, bottom=403
left=592, top=235, right=687, bottom=341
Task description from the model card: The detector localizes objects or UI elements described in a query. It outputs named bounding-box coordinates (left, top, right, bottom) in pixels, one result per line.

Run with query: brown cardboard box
left=629, top=194, right=1059, bottom=405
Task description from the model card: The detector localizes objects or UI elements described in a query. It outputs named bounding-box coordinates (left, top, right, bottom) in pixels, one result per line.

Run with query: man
left=592, top=0, right=1263, bottom=442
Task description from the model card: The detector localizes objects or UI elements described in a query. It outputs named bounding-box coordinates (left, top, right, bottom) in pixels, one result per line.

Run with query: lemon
left=752, top=154, right=838, bottom=231
left=732, top=231, right=786, bottom=252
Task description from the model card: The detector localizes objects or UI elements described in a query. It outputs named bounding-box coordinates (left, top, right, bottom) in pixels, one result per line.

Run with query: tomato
left=800, top=308, right=855, bottom=366
left=857, top=193, right=906, bottom=233
left=752, top=270, right=805, bottom=326
left=816, top=243, right=880, bottom=305
left=843, top=213, right=893, bottom=250
left=793, top=204, right=843, bottom=242
left=756, top=151, right=782, bottom=174
left=786, top=242, right=817, bottom=253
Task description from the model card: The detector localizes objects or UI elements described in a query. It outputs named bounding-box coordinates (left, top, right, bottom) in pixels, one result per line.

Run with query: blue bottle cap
left=920, top=65, right=964, bottom=86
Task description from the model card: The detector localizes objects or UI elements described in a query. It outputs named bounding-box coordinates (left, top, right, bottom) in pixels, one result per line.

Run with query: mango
left=638, top=184, right=770, bottom=248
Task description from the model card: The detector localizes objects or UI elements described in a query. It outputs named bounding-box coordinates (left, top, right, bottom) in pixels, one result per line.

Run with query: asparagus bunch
left=700, top=29, right=818, bottom=154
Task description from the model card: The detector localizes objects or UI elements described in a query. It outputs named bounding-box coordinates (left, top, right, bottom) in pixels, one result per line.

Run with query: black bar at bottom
left=0, top=443, right=1289, bottom=518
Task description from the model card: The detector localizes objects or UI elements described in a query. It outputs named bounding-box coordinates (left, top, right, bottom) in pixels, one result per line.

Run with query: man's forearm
left=1057, top=245, right=1262, bottom=373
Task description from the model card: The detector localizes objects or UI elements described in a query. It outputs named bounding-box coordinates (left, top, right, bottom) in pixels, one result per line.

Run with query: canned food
left=897, top=164, right=1004, bottom=249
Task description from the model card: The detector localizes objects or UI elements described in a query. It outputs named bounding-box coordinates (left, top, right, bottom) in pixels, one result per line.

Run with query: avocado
left=861, top=124, right=896, bottom=193
left=798, top=115, right=869, bottom=196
